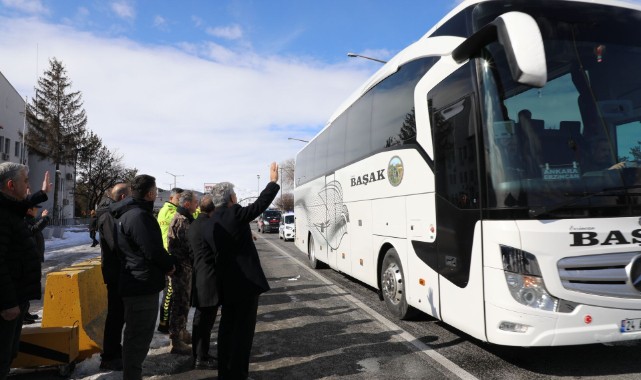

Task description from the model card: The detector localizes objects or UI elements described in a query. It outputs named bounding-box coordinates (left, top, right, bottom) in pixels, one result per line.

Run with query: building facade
left=0, top=70, right=75, bottom=220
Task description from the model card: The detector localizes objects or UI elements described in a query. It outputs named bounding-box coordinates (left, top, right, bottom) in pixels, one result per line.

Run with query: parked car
left=279, top=212, right=295, bottom=241
left=258, top=209, right=281, bottom=233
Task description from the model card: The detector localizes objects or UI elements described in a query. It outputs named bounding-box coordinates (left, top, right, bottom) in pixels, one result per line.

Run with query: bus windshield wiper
left=528, top=185, right=641, bottom=218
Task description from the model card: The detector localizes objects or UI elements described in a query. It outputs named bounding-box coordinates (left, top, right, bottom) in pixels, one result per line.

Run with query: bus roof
left=310, top=0, right=641, bottom=145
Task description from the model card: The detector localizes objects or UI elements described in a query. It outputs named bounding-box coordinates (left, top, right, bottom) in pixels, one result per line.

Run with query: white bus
left=293, top=0, right=641, bottom=346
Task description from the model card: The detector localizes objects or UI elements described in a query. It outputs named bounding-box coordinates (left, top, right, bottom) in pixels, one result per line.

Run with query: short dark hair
left=131, top=175, right=156, bottom=199
left=199, top=194, right=215, bottom=213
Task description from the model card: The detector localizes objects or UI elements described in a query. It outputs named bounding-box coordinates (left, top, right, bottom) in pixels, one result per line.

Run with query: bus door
left=426, top=59, right=486, bottom=341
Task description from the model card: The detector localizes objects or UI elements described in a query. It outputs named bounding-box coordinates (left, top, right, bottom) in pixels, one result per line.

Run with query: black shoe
left=194, top=357, right=217, bottom=370
left=157, top=323, right=169, bottom=334
left=25, top=312, right=39, bottom=320
left=91, top=242, right=99, bottom=247
left=22, top=318, right=36, bottom=325
left=99, top=358, right=123, bottom=371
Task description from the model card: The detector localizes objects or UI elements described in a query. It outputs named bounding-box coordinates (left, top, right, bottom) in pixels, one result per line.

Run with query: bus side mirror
left=452, top=11, right=547, bottom=88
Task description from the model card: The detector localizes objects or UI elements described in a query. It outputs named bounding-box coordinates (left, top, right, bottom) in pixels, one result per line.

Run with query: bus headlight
left=501, top=245, right=559, bottom=312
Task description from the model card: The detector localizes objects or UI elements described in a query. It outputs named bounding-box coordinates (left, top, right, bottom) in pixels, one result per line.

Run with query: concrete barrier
left=52, top=226, right=65, bottom=239
left=11, top=326, right=79, bottom=369
left=41, top=257, right=106, bottom=360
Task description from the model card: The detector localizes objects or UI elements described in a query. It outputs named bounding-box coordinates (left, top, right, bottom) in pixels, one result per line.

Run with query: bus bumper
left=485, top=302, right=641, bottom=346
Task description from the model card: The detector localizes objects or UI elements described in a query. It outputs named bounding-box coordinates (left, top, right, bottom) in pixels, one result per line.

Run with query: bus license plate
left=620, top=319, right=641, bottom=333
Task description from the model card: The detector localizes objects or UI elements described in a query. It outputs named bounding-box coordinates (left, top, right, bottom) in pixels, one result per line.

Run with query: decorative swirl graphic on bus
left=297, top=180, right=349, bottom=250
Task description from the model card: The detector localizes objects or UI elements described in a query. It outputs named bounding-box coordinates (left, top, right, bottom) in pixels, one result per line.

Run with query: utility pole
left=257, top=174, right=260, bottom=196
left=166, top=171, right=184, bottom=189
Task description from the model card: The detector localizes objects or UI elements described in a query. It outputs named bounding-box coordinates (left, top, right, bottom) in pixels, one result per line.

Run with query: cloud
left=1, top=0, right=47, bottom=14
left=0, top=16, right=371, bottom=193
left=153, top=15, right=167, bottom=29
left=206, top=24, right=243, bottom=40
left=110, top=1, right=135, bottom=21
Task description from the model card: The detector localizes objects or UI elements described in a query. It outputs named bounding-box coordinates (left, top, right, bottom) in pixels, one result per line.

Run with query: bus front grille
left=557, top=252, right=641, bottom=299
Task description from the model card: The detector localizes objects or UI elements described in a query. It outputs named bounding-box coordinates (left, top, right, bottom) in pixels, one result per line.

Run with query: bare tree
left=75, top=146, right=136, bottom=214
left=280, top=158, right=295, bottom=191
left=274, top=192, right=294, bottom=212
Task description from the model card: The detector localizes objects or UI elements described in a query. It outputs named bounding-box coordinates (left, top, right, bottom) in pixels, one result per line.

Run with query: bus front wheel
left=381, top=248, right=414, bottom=320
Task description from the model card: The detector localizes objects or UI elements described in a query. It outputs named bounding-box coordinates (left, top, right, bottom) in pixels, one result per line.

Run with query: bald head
left=111, top=183, right=131, bottom=201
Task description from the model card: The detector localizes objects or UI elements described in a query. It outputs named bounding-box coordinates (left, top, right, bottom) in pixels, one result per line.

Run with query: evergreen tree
left=25, top=58, right=88, bottom=220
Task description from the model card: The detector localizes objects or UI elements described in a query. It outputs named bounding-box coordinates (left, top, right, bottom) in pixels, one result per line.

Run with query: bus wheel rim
left=382, top=262, right=403, bottom=305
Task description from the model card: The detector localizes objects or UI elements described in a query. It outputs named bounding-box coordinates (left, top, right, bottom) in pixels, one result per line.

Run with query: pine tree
left=25, top=58, right=88, bottom=220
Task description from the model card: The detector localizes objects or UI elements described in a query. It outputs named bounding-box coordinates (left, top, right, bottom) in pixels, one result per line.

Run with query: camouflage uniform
left=167, top=208, right=194, bottom=338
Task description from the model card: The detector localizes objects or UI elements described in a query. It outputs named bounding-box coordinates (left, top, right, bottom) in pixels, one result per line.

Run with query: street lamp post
left=347, top=52, right=388, bottom=64
left=257, top=174, right=260, bottom=196
left=166, top=171, right=184, bottom=189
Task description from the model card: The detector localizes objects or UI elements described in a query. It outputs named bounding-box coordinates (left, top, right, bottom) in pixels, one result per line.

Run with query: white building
left=0, top=70, right=75, bottom=219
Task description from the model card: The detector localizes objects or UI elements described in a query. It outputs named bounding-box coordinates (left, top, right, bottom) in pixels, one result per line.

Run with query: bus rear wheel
left=381, top=248, right=414, bottom=320
left=307, top=234, right=322, bottom=269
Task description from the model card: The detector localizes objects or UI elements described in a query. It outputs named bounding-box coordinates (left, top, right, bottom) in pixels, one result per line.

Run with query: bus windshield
left=477, top=1, right=641, bottom=218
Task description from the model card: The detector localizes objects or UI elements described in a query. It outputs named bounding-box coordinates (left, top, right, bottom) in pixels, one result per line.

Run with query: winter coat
left=96, top=198, right=120, bottom=285
left=188, top=213, right=218, bottom=307
left=25, top=214, right=50, bottom=262
left=0, top=191, right=47, bottom=311
left=167, top=206, right=194, bottom=271
left=213, top=182, right=280, bottom=299
left=111, top=197, right=175, bottom=297
left=157, top=201, right=178, bottom=250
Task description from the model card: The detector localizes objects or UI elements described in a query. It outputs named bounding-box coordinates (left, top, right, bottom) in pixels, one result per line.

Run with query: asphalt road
left=10, top=230, right=641, bottom=379
left=246, top=232, right=641, bottom=380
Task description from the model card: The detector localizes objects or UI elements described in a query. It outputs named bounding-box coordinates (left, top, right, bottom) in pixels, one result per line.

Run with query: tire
left=307, top=234, right=322, bottom=269
left=380, top=248, right=415, bottom=320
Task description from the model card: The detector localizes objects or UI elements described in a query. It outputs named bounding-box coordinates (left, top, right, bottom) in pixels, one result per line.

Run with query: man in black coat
left=187, top=194, right=218, bottom=369
left=211, top=162, right=280, bottom=380
left=111, top=175, right=175, bottom=380
left=0, top=164, right=50, bottom=380
left=96, top=182, right=130, bottom=371
left=23, top=204, right=50, bottom=324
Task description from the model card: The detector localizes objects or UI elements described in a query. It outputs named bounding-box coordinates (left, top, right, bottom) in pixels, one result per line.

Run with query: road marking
left=261, top=237, right=479, bottom=380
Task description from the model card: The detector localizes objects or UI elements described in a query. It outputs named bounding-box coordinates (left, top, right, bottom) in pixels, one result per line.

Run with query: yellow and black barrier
left=12, top=326, right=79, bottom=368
left=11, top=256, right=107, bottom=375
left=41, top=257, right=107, bottom=360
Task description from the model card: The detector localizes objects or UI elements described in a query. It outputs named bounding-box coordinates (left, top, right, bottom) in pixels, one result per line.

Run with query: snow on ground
left=19, top=226, right=195, bottom=379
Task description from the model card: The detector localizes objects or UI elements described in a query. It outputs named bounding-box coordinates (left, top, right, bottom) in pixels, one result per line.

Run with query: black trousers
left=217, top=293, right=259, bottom=380
left=0, top=302, right=27, bottom=380
left=102, top=283, right=125, bottom=361
left=191, top=305, right=219, bottom=360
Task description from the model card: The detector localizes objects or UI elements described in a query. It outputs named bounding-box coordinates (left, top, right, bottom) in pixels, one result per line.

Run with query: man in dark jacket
left=211, top=162, right=280, bottom=380
left=23, top=204, right=50, bottom=324
left=187, top=194, right=218, bottom=369
left=0, top=164, right=50, bottom=380
left=111, top=175, right=175, bottom=380
left=96, top=183, right=130, bottom=371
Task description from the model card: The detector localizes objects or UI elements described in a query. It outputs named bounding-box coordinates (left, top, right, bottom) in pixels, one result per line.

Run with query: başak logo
left=569, top=229, right=641, bottom=246
left=351, top=169, right=385, bottom=187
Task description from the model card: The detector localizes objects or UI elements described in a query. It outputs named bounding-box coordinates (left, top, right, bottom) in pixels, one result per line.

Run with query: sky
left=0, top=0, right=460, bottom=197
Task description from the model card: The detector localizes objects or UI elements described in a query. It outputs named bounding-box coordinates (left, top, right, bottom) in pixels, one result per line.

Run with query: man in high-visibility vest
left=156, top=187, right=183, bottom=333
